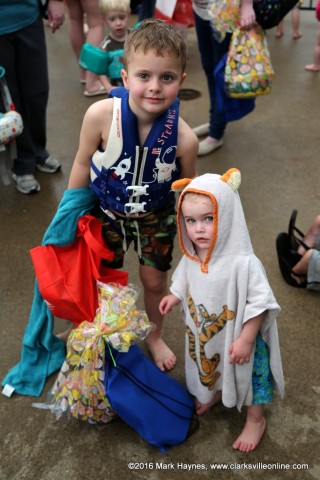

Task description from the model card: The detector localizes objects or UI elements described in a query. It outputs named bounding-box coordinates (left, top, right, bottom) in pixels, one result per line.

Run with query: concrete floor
left=0, top=11, right=319, bottom=480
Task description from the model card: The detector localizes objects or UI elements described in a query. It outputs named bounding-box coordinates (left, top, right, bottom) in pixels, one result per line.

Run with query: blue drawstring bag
left=104, top=344, right=197, bottom=452
left=214, top=53, right=255, bottom=122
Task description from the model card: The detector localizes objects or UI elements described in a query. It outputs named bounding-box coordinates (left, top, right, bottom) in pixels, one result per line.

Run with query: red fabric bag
left=30, top=215, right=128, bottom=325
left=155, top=0, right=194, bottom=28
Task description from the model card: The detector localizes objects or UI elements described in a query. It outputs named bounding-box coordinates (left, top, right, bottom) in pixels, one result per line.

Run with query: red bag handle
left=77, top=215, right=115, bottom=262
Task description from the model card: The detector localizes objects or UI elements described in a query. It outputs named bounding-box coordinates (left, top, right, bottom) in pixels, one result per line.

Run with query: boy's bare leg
left=195, top=391, right=222, bottom=415
left=139, top=265, right=176, bottom=371
left=233, top=404, right=266, bottom=452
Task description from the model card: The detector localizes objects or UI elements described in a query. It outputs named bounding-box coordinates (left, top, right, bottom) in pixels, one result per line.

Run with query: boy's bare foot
left=232, top=416, right=267, bottom=452
left=195, top=391, right=222, bottom=415
left=293, top=31, right=302, bottom=39
left=147, top=337, right=176, bottom=371
left=305, top=64, right=320, bottom=72
left=275, top=31, right=283, bottom=38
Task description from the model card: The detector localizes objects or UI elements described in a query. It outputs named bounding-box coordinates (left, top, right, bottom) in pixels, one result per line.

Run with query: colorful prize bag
left=43, top=282, right=197, bottom=451
left=225, top=25, right=274, bottom=98
left=49, top=282, right=153, bottom=423
left=215, top=53, right=256, bottom=122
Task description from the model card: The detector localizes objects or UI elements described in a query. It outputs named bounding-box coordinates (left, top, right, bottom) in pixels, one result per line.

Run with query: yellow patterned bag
left=208, top=0, right=240, bottom=41
left=225, top=25, right=274, bottom=98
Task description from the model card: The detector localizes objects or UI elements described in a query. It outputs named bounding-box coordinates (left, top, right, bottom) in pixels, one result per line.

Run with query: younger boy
left=68, top=19, right=198, bottom=371
left=98, top=0, right=131, bottom=94
left=160, top=170, right=284, bottom=451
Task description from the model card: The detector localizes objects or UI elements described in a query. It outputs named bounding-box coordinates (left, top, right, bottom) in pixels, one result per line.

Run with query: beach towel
left=2, top=188, right=98, bottom=397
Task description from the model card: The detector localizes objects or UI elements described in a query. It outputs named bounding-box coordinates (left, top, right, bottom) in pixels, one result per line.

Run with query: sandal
left=288, top=210, right=310, bottom=253
left=276, top=232, right=307, bottom=288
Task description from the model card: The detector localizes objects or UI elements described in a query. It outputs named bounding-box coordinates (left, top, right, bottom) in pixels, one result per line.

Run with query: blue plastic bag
left=104, top=344, right=197, bottom=452
left=214, top=53, right=255, bottom=122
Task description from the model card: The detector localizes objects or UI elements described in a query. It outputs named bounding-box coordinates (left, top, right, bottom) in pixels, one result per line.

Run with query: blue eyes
left=137, top=73, right=174, bottom=81
left=186, top=216, right=213, bottom=224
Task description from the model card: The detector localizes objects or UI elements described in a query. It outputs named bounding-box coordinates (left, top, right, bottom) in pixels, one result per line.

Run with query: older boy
left=68, top=19, right=198, bottom=370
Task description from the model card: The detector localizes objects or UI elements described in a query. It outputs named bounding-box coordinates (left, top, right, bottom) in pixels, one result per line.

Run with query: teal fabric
left=0, top=0, right=39, bottom=35
left=252, top=333, right=274, bottom=405
left=2, top=188, right=98, bottom=396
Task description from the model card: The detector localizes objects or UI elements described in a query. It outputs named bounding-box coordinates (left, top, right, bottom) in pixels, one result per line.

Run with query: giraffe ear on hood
left=220, top=168, right=241, bottom=191
left=172, top=178, right=192, bottom=192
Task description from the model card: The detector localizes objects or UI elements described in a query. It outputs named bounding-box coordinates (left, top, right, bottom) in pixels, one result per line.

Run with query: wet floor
left=0, top=11, right=319, bottom=480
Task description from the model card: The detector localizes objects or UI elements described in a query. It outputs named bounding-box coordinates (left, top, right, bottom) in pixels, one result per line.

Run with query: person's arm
left=176, top=118, right=198, bottom=179
left=229, top=311, right=265, bottom=365
left=239, top=0, right=256, bottom=29
left=68, top=99, right=113, bottom=189
left=159, top=294, right=181, bottom=315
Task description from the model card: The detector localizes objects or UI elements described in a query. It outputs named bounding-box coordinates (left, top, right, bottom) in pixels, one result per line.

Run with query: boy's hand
left=229, top=336, right=254, bottom=365
left=159, top=294, right=180, bottom=315
left=239, top=3, right=256, bottom=29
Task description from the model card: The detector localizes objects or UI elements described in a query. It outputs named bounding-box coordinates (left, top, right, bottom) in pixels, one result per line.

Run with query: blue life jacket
left=90, top=87, right=181, bottom=216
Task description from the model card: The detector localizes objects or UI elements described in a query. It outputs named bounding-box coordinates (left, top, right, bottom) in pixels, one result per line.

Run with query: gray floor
left=0, top=11, right=319, bottom=480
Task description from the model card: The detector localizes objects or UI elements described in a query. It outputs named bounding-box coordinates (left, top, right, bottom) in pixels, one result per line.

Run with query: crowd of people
left=0, top=0, right=318, bottom=457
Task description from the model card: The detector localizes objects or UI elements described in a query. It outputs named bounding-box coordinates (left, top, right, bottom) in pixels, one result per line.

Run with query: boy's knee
left=139, top=268, right=167, bottom=293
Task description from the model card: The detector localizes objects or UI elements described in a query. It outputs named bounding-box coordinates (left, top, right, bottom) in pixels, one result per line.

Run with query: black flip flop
left=288, top=210, right=309, bottom=252
left=276, top=232, right=307, bottom=288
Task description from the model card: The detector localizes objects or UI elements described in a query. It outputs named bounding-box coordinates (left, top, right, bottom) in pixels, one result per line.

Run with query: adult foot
left=195, top=391, right=222, bottom=415
left=147, top=337, right=176, bottom=371
left=305, top=64, right=320, bottom=72
left=84, top=86, right=108, bottom=97
left=232, top=416, right=267, bottom=452
left=291, top=249, right=313, bottom=283
left=275, top=31, right=283, bottom=38
left=297, top=215, right=320, bottom=255
left=198, top=137, right=223, bottom=156
left=293, top=31, right=302, bottom=39
left=193, top=123, right=210, bottom=137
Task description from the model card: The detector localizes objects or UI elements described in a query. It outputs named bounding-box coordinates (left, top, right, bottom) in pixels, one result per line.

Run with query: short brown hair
left=123, top=19, right=187, bottom=72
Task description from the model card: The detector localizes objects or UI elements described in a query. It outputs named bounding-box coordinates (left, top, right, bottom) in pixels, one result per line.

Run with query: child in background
left=275, top=4, right=302, bottom=40
left=305, top=0, right=320, bottom=72
left=67, top=19, right=198, bottom=371
left=160, top=170, right=284, bottom=451
left=98, top=0, right=131, bottom=94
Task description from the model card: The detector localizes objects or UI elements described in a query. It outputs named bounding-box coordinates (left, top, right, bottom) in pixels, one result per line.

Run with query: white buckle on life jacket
left=124, top=202, right=147, bottom=214
left=126, top=185, right=149, bottom=197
